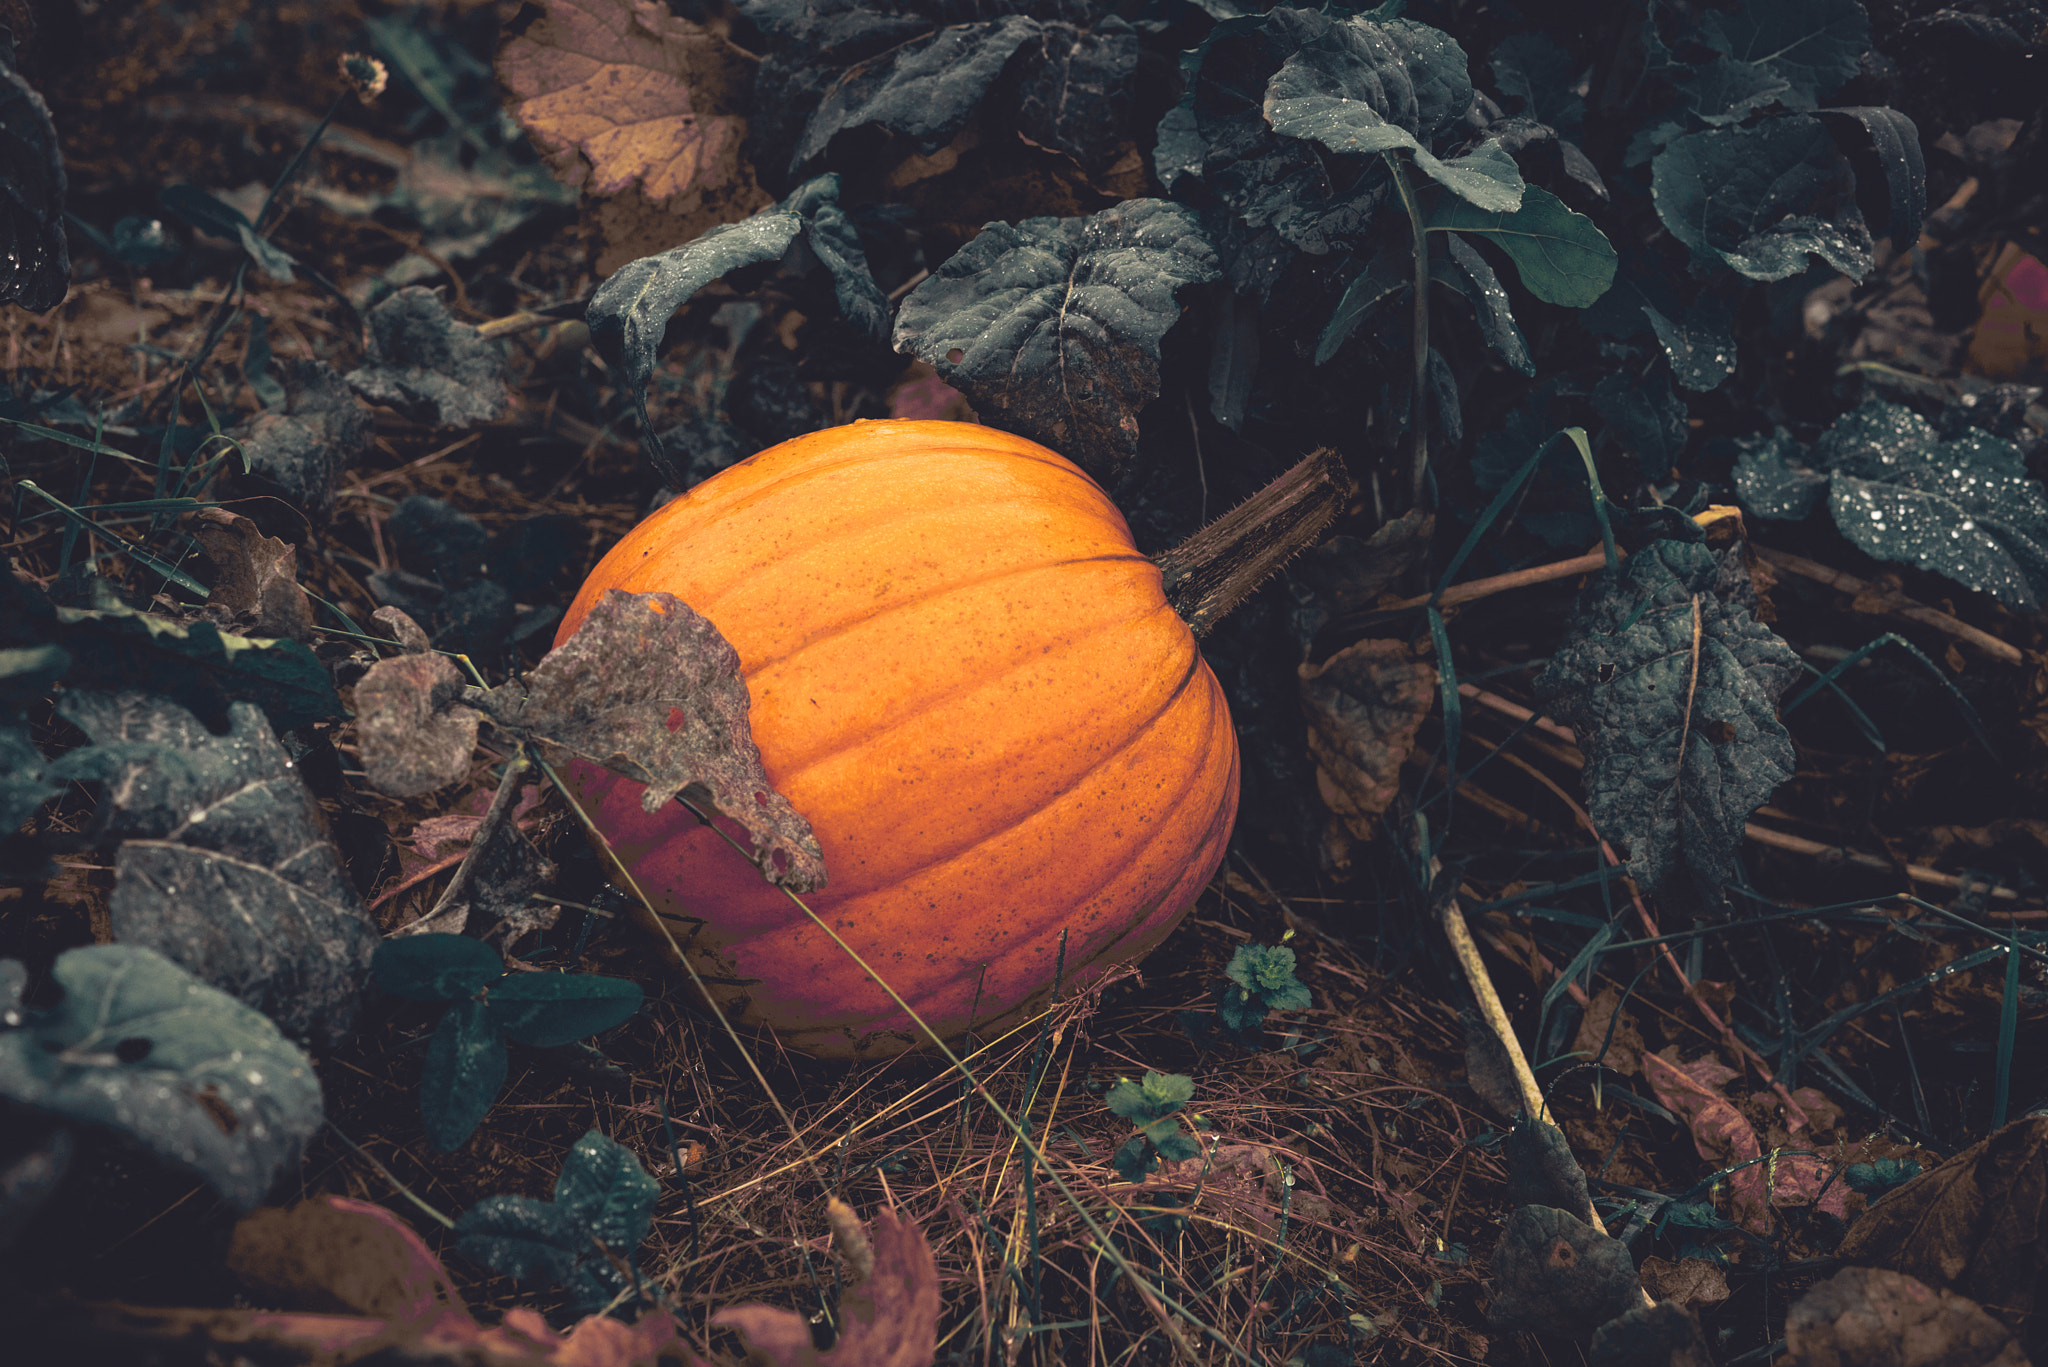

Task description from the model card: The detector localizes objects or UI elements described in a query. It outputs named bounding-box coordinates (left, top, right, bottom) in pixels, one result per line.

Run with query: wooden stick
left=1752, top=545, right=2022, bottom=665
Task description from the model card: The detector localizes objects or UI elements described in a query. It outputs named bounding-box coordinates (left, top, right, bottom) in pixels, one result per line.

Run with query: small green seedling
left=1106, top=1070, right=1202, bottom=1183
left=1844, top=1158, right=1921, bottom=1200
left=372, top=934, right=642, bottom=1152
left=1219, top=941, right=1313, bottom=1033
left=456, top=1128, right=658, bottom=1315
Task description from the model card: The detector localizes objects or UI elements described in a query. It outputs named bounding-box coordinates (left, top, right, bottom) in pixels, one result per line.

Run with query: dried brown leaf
left=1300, top=636, right=1436, bottom=837
left=1642, top=1050, right=1845, bottom=1234
left=1486, top=1204, right=1643, bottom=1336
left=714, top=1205, right=940, bottom=1367
left=1836, top=1115, right=2048, bottom=1330
left=187, top=508, right=313, bottom=640
left=498, top=0, right=749, bottom=206
left=353, top=651, right=480, bottom=798
left=1572, top=986, right=1646, bottom=1076
left=228, top=1195, right=464, bottom=1322
left=481, top=589, right=825, bottom=891
left=1638, top=1255, right=1731, bottom=1310
left=1784, top=1266, right=2027, bottom=1367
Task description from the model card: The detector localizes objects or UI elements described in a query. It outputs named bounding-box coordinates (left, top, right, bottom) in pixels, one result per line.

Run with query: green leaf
left=552, top=1130, right=659, bottom=1254
left=1844, top=1158, right=1920, bottom=1198
left=488, top=973, right=643, bottom=1048
left=50, top=601, right=342, bottom=733
left=1691, top=0, right=1869, bottom=109
left=1533, top=541, right=1803, bottom=910
left=48, top=692, right=378, bottom=1050
left=1106, top=1069, right=1196, bottom=1124
left=0, top=945, right=322, bottom=1209
left=1592, top=367, right=1690, bottom=479
left=1443, top=234, right=1533, bottom=375
left=1426, top=186, right=1616, bottom=307
left=1733, top=427, right=1829, bottom=520
left=1821, top=401, right=2048, bottom=609
left=1650, top=116, right=1872, bottom=281
left=455, top=1129, right=657, bottom=1314
left=422, top=998, right=506, bottom=1154
left=1112, top=1134, right=1158, bottom=1182
left=1155, top=1129, right=1202, bottom=1164
left=373, top=934, right=505, bottom=1003
left=1410, top=138, right=1524, bottom=213
left=893, top=198, right=1219, bottom=474
left=159, top=184, right=296, bottom=283
left=455, top=1194, right=578, bottom=1285
left=1315, top=245, right=1410, bottom=365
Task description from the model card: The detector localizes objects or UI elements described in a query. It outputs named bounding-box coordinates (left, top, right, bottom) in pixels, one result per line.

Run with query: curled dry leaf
left=1638, top=1255, right=1732, bottom=1311
left=1572, top=985, right=1646, bottom=1076
left=498, top=0, right=749, bottom=206
left=187, top=508, right=314, bottom=641
left=1835, top=1114, right=2048, bottom=1331
left=353, top=651, right=481, bottom=798
left=1783, top=1266, right=2026, bottom=1367
left=1486, top=1204, right=1644, bottom=1336
left=229, top=1195, right=464, bottom=1321
left=1300, top=636, right=1436, bottom=839
left=1641, top=1049, right=1845, bottom=1235
left=479, top=589, right=826, bottom=892
left=1590, top=1301, right=1713, bottom=1367
left=714, top=1205, right=940, bottom=1367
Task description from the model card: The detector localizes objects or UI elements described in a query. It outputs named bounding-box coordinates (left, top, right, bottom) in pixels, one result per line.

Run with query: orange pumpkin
left=555, top=419, right=1239, bottom=1057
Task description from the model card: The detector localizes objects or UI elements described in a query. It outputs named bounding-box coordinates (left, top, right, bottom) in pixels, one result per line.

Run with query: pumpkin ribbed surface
left=556, top=419, right=1239, bottom=1057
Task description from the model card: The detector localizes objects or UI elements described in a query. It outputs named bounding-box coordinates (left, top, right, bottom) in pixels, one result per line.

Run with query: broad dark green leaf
left=893, top=198, right=1219, bottom=472
left=373, top=933, right=505, bottom=1003
left=780, top=173, right=886, bottom=342
left=1692, top=0, right=1869, bottom=108
left=552, top=1130, right=659, bottom=1253
left=1533, top=540, right=1802, bottom=910
left=47, top=692, right=377, bottom=1049
left=1445, top=233, right=1533, bottom=375
left=488, top=974, right=642, bottom=1048
left=454, top=1129, right=656, bottom=1314
left=1650, top=116, right=1873, bottom=281
left=49, top=602, right=342, bottom=733
left=793, top=16, right=1041, bottom=170
left=422, top=998, right=506, bottom=1153
left=1592, top=367, right=1688, bottom=478
left=0, top=945, right=322, bottom=1209
left=1427, top=186, right=1616, bottom=308
left=1643, top=294, right=1738, bottom=392
left=1106, top=1070, right=1194, bottom=1124
left=455, top=1194, right=578, bottom=1286
left=1815, top=107, right=1927, bottom=242
left=1733, top=427, right=1829, bottom=520
left=1821, top=401, right=2048, bottom=609
left=1316, top=245, right=1409, bottom=364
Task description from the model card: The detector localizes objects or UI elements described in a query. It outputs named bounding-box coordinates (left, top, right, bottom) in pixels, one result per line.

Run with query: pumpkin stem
left=1156, top=447, right=1347, bottom=636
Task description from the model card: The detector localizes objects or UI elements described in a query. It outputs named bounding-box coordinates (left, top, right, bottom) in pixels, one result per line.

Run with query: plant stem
left=1155, top=447, right=1346, bottom=635
left=1384, top=151, right=1431, bottom=507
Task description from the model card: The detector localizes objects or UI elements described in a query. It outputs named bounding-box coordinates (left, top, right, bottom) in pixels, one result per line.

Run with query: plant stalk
left=1155, top=447, right=1346, bottom=635
left=1384, top=151, right=1431, bottom=507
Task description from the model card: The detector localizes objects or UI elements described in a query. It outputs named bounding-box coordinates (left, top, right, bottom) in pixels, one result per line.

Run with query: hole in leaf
left=115, top=1037, right=153, bottom=1063
left=192, top=1084, right=240, bottom=1135
left=945, top=348, right=964, bottom=365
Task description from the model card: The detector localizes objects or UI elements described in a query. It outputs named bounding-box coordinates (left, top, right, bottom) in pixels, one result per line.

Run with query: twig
left=1751, top=545, right=2022, bottom=665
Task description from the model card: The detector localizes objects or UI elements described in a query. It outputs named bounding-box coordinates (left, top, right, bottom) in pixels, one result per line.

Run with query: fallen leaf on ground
left=498, top=0, right=748, bottom=205
left=1836, top=1114, right=2048, bottom=1332
left=1486, top=1204, right=1643, bottom=1336
left=714, top=1204, right=940, bottom=1367
left=1638, top=1255, right=1731, bottom=1310
left=1300, top=637, right=1437, bottom=838
left=1642, top=1049, right=1844, bottom=1234
left=229, top=1195, right=463, bottom=1321
left=1783, top=1266, right=2026, bottom=1367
